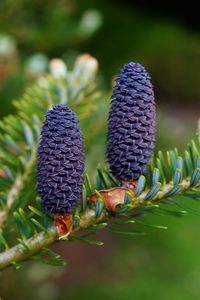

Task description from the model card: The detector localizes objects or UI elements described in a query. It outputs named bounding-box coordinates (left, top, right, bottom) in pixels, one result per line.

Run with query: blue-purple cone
left=107, top=62, right=156, bottom=182
left=38, top=104, right=84, bottom=215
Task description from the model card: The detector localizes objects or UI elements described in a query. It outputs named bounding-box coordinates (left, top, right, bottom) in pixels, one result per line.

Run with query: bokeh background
left=0, top=0, right=200, bottom=299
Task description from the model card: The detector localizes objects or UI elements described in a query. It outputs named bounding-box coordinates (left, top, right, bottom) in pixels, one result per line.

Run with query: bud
left=73, top=53, right=98, bottom=82
left=78, top=10, right=103, bottom=37
left=25, top=53, right=48, bottom=79
left=0, top=34, right=16, bottom=58
left=197, top=118, right=200, bottom=136
left=49, top=58, right=67, bottom=79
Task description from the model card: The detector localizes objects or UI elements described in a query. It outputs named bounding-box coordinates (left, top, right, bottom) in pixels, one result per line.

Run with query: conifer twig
left=0, top=153, right=36, bottom=228
left=0, top=208, right=106, bottom=270
left=0, top=174, right=199, bottom=270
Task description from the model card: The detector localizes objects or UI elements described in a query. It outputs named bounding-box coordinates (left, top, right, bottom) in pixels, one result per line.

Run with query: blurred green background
left=0, top=0, right=200, bottom=299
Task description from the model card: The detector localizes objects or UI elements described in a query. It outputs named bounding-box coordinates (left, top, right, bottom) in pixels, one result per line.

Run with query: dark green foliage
left=0, top=57, right=200, bottom=269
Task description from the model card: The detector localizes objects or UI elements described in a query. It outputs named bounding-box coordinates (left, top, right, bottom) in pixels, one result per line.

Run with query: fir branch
left=0, top=152, right=36, bottom=227
left=0, top=55, right=199, bottom=271
left=0, top=163, right=199, bottom=270
left=0, top=226, right=57, bottom=270
left=0, top=208, right=106, bottom=270
left=0, top=54, right=99, bottom=229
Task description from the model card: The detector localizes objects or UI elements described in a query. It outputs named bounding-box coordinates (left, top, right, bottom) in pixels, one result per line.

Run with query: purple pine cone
left=107, top=62, right=156, bottom=182
left=38, top=104, right=84, bottom=215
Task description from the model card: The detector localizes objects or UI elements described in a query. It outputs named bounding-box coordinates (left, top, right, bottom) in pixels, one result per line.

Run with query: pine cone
left=107, top=62, right=156, bottom=183
left=38, top=104, right=84, bottom=215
